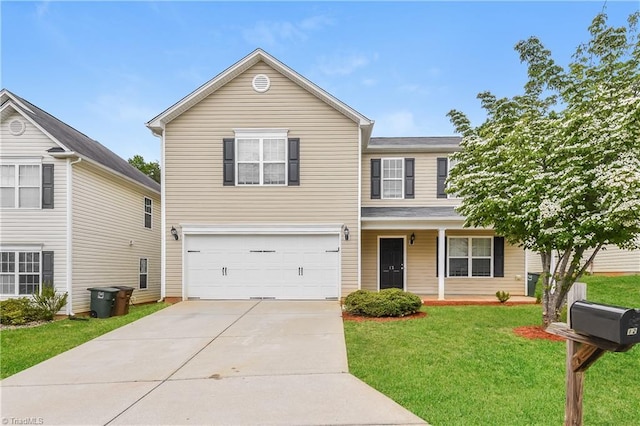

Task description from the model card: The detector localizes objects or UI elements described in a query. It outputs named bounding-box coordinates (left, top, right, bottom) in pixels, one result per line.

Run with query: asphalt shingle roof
left=3, top=90, right=160, bottom=193
left=368, top=136, right=461, bottom=148
left=361, top=206, right=462, bottom=218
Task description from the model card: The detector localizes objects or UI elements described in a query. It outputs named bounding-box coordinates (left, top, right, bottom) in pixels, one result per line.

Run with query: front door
left=380, top=238, right=404, bottom=290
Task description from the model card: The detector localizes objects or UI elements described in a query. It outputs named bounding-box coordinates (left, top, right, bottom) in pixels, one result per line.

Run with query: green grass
left=344, top=275, right=640, bottom=425
left=0, top=302, right=168, bottom=379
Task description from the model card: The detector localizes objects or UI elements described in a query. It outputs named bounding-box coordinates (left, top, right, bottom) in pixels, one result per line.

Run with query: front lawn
left=0, top=302, right=168, bottom=379
left=344, top=275, right=640, bottom=425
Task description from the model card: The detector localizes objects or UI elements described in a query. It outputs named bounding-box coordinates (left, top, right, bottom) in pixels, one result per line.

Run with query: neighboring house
left=146, top=49, right=527, bottom=301
left=527, top=246, right=640, bottom=276
left=0, top=89, right=161, bottom=314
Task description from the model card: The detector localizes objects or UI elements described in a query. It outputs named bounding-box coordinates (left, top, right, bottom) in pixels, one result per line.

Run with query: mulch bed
left=514, top=325, right=566, bottom=341
left=342, top=311, right=427, bottom=322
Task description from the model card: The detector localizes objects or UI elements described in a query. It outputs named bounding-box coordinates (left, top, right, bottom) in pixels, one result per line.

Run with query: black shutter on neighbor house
left=42, top=164, right=54, bottom=209
left=436, top=237, right=447, bottom=277
left=288, top=138, right=300, bottom=186
left=42, top=251, right=54, bottom=288
left=437, top=157, right=448, bottom=198
left=494, top=236, right=505, bottom=277
left=404, top=158, right=415, bottom=199
left=371, top=159, right=381, bottom=199
left=223, top=138, right=235, bottom=186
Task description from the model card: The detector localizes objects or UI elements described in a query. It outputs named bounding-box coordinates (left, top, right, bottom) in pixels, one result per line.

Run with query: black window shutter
left=371, top=159, right=381, bottom=199
left=42, top=251, right=54, bottom=288
left=404, top=158, right=415, bottom=199
left=288, top=138, right=300, bottom=186
left=42, top=164, right=54, bottom=209
left=223, top=138, right=235, bottom=186
left=436, top=237, right=448, bottom=277
left=437, top=158, right=448, bottom=198
left=494, top=236, right=505, bottom=277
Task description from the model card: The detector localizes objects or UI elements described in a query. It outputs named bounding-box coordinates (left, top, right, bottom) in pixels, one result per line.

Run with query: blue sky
left=2, top=1, right=638, bottom=163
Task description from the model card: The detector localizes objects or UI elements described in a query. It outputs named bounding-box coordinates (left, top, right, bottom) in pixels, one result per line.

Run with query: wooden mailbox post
left=546, top=283, right=637, bottom=425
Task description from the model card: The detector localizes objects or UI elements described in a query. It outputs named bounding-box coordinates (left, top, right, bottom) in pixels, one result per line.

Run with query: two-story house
left=146, top=49, right=527, bottom=302
left=0, top=90, right=161, bottom=314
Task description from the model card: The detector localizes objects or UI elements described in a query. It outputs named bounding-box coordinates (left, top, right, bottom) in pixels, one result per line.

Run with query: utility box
left=570, top=300, right=640, bottom=345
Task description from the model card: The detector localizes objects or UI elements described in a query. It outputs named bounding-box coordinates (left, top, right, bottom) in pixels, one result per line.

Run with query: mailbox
left=570, top=300, right=640, bottom=345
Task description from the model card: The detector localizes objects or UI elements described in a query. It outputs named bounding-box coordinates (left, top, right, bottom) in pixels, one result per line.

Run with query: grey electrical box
left=570, top=300, right=640, bottom=345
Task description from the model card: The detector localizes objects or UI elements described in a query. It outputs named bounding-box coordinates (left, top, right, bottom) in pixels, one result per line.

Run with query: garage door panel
left=185, top=234, right=339, bottom=299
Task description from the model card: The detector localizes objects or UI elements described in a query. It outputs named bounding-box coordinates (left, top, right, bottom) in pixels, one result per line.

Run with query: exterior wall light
left=171, top=226, right=179, bottom=241
left=344, top=226, right=350, bottom=241
left=410, top=233, right=416, bottom=245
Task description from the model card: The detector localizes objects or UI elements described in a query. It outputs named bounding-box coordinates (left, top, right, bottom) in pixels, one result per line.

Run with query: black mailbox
left=570, top=300, right=640, bottom=345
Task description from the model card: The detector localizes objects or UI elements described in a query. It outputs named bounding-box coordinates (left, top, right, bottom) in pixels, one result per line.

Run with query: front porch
left=360, top=225, right=528, bottom=299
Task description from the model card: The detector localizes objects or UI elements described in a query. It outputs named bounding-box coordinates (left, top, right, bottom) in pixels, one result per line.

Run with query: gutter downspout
left=155, top=125, right=166, bottom=302
left=66, top=157, right=82, bottom=315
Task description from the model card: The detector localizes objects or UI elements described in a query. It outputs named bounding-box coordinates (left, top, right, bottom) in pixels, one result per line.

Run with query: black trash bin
left=112, top=286, right=134, bottom=316
left=87, top=287, right=120, bottom=318
left=527, top=273, right=541, bottom=297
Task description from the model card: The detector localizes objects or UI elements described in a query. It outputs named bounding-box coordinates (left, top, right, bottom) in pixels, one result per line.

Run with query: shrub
left=0, top=298, right=42, bottom=325
left=344, top=288, right=423, bottom=317
left=32, top=284, right=68, bottom=321
left=496, top=291, right=511, bottom=303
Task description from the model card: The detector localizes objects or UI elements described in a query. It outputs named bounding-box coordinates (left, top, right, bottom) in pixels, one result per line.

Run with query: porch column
left=438, top=228, right=446, bottom=300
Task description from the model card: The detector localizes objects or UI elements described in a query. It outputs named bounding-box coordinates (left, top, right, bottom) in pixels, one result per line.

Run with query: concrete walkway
left=1, top=300, right=426, bottom=425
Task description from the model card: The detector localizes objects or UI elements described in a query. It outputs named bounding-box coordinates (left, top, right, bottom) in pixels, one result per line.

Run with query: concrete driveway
left=1, top=300, right=426, bottom=425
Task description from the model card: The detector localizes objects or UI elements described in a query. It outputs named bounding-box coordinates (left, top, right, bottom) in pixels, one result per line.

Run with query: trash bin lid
left=113, top=286, right=135, bottom=291
left=87, top=287, right=121, bottom=293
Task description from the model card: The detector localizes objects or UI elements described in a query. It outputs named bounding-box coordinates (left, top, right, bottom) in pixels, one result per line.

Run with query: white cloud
left=375, top=110, right=422, bottom=136
left=362, top=78, right=377, bottom=87
left=242, top=14, right=333, bottom=48
left=35, top=1, right=51, bottom=19
left=317, top=53, right=370, bottom=76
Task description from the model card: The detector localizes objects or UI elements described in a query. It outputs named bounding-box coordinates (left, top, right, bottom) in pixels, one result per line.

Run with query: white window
left=382, top=158, right=403, bottom=199
left=139, top=258, right=148, bottom=289
left=235, top=131, right=287, bottom=186
left=144, top=197, right=152, bottom=229
left=0, top=251, right=41, bottom=295
left=447, top=157, right=459, bottom=199
left=0, top=164, right=40, bottom=208
left=448, top=237, right=492, bottom=277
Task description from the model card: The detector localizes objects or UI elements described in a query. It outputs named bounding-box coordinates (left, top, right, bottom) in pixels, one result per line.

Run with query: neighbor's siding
left=362, top=229, right=526, bottom=296
left=71, top=161, right=160, bottom=312
left=0, top=111, right=68, bottom=298
left=362, top=151, right=459, bottom=207
left=163, top=62, right=361, bottom=298
left=527, top=246, right=640, bottom=275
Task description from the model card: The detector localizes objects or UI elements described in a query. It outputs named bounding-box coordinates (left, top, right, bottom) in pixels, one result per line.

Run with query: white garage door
left=185, top=234, right=340, bottom=299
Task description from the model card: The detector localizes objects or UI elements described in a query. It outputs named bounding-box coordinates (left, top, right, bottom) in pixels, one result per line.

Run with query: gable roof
left=1, top=89, right=160, bottom=193
left=146, top=48, right=374, bottom=140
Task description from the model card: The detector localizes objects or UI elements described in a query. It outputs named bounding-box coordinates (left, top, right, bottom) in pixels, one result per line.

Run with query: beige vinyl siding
left=362, top=229, right=526, bottom=296
left=164, top=62, right=360, bottom=298
left=72, top=161, right=160, bottom=312
left=362, top=152, right=459, bottom=207
left=0, top=111, right=68, bottom=297
left=527, top=246, right=640, bottom=275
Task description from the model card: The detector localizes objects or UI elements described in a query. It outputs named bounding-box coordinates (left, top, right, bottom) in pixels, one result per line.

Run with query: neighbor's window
left=0, top=164, right=40, bottom=208
left=236, top=133, right=286, bottom=185
left=382, top=158, right=403, bottom=199
left=448, top=237, right=492, bottom=277
left=0, top=251, right=40, bottom=295
left=139, top=258, right=148, bottom=289
left=144, top=197, right=152, bottom=229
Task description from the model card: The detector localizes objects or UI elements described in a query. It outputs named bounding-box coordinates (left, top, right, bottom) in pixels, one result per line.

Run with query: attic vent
left=252, top=74, right=271, bottom=93
left=9, top=119, right=26, bottom=136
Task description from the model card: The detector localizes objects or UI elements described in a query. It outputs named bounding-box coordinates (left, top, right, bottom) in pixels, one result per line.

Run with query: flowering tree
left=447, top=12, right=640, bottom=326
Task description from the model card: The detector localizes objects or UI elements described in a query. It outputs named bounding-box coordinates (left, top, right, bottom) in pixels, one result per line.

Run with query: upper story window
left=1, top=164, right=40, bottom=208
left=223, top=131, right=299, bottom=187
left=382, top=158, right=404, bottom=199
left=447, top=158, right=459, bottom=199
left=144, top=197, right=152, bottom=229
left=448, top=237, right=492, bottom=278
left=370, top=158, right=415, bottom=200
